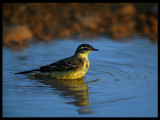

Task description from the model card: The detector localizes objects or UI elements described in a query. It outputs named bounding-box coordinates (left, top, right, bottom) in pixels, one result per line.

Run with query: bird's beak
left=92, top=48, right=99, bottom=51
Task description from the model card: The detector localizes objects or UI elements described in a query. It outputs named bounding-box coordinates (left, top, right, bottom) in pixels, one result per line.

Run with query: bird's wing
left=39, top=56, right=83, bottom=72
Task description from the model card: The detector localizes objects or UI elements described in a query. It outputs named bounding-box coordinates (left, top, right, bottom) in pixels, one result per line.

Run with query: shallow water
left=3, top=38, right=158, bottom=117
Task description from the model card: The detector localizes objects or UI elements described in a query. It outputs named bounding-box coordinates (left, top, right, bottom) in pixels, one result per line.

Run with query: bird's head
left=75, top=44, right=99, bottom=57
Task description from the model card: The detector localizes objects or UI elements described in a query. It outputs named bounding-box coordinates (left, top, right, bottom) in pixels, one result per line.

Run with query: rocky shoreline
left=3, top=3, right=158, bottom=49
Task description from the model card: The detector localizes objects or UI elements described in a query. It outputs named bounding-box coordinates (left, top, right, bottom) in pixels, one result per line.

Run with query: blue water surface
left=3, top=37, right=158, bottom=117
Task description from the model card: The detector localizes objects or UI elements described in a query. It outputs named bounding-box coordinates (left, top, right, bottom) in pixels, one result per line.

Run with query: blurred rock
left=149, top=16, right=158, bottom=33
left=3, top=25, right=33, bottom=48
left=110, top=23, right=128, bottom=39
left=77, top=15, right=102, bottom=30
left=121, top=4, right=136, bottom=16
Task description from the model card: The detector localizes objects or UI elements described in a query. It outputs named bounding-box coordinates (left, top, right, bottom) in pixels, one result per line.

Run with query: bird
left=15, top=44, right=99, bottom=79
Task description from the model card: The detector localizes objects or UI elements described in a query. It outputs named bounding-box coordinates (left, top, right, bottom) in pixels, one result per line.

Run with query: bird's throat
left=77, top=51, right=91, bottom=59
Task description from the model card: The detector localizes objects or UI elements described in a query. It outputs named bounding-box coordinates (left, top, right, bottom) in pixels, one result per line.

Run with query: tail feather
left=15, top=69, right=40, bottom=74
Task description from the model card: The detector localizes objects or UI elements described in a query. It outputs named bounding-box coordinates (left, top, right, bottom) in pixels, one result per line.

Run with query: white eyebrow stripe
left=80, top=46, right=87, bottom=49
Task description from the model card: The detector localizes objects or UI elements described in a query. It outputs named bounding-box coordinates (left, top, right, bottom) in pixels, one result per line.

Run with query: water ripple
left=87, top=47, right=157, bottom=106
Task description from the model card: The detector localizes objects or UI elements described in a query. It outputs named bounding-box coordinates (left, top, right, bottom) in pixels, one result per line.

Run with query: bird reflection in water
left=28, top=74, right=93, bottom=114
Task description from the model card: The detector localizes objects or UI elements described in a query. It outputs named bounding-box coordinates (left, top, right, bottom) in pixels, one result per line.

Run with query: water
left=3, top=38, right=158, bottom=117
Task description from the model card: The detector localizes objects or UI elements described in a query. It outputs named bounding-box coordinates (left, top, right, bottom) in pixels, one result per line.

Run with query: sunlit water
left=3, top=38, right=158, bottom=117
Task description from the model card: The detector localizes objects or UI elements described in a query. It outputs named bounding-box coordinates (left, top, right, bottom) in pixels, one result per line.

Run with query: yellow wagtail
left=15, top=44, right=99, bottom=79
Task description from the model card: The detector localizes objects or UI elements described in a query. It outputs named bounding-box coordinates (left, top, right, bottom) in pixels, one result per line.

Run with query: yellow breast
left=62, top=59, right=90, bottom=79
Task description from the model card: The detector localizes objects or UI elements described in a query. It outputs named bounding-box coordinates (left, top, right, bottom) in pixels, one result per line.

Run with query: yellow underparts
left=43, top=51, right=91, bottom=79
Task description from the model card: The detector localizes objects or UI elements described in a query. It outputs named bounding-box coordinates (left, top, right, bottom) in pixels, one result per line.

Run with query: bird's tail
left=15, top=69, right=40, bottom=74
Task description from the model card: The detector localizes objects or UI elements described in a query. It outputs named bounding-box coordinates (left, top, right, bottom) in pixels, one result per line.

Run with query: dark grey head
left=75, top=44, right=99, bottom=55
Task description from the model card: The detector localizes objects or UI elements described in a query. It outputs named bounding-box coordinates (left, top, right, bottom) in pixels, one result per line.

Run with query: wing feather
left=39, top=56, right=83, bottom=72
